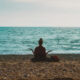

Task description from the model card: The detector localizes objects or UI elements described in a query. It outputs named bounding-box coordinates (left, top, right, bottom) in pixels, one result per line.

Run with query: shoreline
left=0, top=54, right=79, bottom=61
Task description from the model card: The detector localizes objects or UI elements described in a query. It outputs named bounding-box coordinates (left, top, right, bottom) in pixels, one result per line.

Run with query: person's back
left=34, top=45, right=46, bottom=58
left=33, top=38, right=47, bottom=59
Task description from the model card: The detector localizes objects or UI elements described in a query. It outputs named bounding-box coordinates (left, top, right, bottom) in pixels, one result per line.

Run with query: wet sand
left=0, top=54, right=80, bottom=80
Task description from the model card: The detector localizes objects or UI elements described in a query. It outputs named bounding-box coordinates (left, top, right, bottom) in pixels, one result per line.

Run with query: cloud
left=9, top=0, right=40, bottom=3
left=0, top=11, right=80, bottom=27
left=8, top=0, right=80, bottom=13
left=0, top=0, right=80, bottom=26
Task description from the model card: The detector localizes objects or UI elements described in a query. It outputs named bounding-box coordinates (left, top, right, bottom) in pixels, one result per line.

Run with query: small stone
left=24, top=74, right=27, bottom=78
left=63, top=69, right=67, bottom=72
left=3, top=77, right=7, bottom=80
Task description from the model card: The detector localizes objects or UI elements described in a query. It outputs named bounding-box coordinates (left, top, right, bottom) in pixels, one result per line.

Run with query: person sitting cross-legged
left=33, top=38, right=47, bottom=60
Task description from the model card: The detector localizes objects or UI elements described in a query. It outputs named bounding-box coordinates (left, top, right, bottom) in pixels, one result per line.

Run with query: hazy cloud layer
left=0, top=0, right=80, bottom=27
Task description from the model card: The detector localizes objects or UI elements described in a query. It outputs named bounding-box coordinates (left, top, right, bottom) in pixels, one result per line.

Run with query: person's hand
left=29, top=48, right=34, bottom=53
left=29, top=48, right=33, bottom=51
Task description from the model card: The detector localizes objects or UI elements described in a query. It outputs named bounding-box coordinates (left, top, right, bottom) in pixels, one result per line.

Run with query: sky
left=0, top=0, right=80, bottom=27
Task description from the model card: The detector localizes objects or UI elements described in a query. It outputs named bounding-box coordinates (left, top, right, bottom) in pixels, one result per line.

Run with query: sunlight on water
left=0, top=27, right=80, bottom=54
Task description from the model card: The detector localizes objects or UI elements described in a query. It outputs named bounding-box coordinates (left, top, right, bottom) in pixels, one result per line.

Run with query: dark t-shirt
left=34, top=46, right=46, bottom=57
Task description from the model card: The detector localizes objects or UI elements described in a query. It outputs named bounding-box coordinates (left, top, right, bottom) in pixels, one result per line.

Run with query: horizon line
left=0, top=26, right=80, bottom=27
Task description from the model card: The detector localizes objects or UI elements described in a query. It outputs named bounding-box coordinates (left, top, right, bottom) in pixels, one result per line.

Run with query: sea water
left=0, top=27, right=80, bottom=55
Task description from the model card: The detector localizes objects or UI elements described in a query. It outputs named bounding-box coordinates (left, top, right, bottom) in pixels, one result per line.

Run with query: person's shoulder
left=42, top=46, right=46, bottom=49
left=35, top=46, right=39, bottom=49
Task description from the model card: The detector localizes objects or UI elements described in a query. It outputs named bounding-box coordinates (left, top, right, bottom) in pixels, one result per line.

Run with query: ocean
left=0, top=27, right=80, bottom=55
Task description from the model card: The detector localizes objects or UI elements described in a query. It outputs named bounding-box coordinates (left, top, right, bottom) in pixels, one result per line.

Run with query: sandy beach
left=0, top=54, right=80, bottom=80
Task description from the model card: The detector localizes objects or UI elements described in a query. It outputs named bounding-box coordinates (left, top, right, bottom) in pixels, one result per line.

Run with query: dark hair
left=38, top=38, right=43, bottom=45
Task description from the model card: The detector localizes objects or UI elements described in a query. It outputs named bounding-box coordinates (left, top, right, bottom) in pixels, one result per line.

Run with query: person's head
left=38, top=38, right=43, bottom=46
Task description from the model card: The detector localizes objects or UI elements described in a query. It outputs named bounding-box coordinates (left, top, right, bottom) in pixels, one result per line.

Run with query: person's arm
left=43, top=47, right=47, bottom=54
left=46, top=50, right=52, bottom=54
left=33, top=47, right=37, bottom=55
